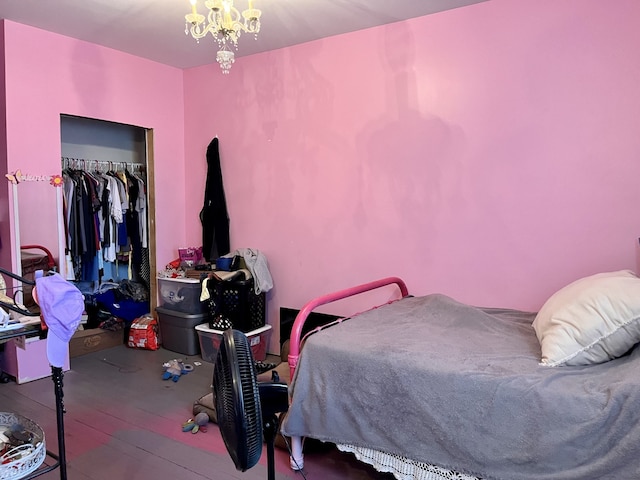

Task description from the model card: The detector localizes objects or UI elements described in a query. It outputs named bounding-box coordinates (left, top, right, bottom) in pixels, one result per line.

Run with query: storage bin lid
left=157, top=276, right=200, bottom=284
left=156, top=306, right=207, bottom=319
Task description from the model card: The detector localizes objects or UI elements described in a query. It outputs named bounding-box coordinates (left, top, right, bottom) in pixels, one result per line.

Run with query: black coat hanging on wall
left=200, top=137, right=230, bottom=262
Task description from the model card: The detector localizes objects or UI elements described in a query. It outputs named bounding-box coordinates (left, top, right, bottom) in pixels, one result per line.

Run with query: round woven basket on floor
left=0, top=412, right=46, bottom=480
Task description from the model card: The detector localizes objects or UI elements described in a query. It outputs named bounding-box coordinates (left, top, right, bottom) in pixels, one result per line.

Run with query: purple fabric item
left=34, top=271, right=84, bottom=367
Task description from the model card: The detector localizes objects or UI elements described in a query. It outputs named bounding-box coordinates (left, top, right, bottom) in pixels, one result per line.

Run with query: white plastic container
left=195, top=324, right=272, bottom=362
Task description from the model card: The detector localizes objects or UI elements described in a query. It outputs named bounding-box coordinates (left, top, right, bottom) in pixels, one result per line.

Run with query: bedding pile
left=281, top=294, right=640, bottom=480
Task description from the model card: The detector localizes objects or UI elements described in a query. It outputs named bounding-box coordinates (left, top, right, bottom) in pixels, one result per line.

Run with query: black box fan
left=213, top=329, right=288, bottom=480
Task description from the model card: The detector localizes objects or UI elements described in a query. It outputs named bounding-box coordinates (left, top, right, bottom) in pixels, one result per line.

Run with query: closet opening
left=59, top=114, right=157, bottom=327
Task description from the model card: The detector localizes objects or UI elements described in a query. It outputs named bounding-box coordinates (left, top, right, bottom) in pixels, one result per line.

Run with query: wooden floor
left=0, top=344, right=394, bottom=480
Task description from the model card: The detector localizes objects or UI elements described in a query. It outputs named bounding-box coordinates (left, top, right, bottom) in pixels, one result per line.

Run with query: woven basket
left=0, top=412, right=46, bottom=480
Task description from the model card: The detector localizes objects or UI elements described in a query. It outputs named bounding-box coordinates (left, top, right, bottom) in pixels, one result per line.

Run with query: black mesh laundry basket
left=208, top=278, right=266, bottom=333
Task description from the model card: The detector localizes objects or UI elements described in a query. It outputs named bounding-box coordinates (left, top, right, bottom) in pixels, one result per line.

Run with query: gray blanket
left=281, top=294, right=640, bottom=480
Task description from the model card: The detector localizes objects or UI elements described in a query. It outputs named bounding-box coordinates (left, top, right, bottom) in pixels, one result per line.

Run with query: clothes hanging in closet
left=62, top=164, right=148, bottom=285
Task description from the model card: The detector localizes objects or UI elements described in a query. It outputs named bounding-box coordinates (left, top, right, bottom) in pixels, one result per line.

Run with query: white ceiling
left=0, top=0, right=486, bottom=69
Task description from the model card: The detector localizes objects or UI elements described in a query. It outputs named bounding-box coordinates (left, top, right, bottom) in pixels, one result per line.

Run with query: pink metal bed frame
left=285, top=276, right=409, bottom=470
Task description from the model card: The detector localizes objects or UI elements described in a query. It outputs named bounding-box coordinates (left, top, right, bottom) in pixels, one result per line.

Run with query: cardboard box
left=69, top=328, right=123, bottom=358
left=0, top=336, right=70, bottom=384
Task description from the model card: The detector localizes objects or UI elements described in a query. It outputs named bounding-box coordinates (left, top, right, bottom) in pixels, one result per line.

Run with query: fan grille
left=214, top=329, right=263, bottom=471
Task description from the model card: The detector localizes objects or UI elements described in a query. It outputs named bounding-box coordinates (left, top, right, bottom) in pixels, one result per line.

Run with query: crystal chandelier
left=185, top=0, right=262, bottom=74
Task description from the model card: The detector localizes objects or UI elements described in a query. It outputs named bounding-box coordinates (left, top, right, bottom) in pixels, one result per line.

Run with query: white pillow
left=532, top=270, right=640, bottom=366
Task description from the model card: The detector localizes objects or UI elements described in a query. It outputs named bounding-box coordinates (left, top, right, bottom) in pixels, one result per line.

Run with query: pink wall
left=1, top=21, right=186, bottom=276
left=184, top=0, right=640, bottom=344
left=0, top=22, right=10, bottom=271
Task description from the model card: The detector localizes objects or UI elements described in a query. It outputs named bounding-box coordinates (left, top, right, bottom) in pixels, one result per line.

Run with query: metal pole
left=51, top=366, right=67, bottom=480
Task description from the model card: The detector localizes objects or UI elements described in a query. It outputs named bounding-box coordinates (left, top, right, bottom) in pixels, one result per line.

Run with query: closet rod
left=61, top=157, right=145, bottom=172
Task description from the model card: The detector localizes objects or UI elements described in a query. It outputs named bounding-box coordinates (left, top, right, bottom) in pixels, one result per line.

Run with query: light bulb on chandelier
left=185, top=0, right=262, bottom=74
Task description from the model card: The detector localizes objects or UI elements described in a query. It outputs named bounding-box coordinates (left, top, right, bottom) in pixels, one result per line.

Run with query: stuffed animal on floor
left=182, top=412, right=210, bottom=434
left=162, top=359, right=192, bottom=382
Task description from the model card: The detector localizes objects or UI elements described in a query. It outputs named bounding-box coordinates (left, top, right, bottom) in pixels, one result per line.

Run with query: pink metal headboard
left=287, top=276, right=408, bottom=380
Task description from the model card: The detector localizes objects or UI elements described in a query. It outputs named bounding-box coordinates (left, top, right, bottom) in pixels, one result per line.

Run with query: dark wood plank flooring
left=1, top=344, right=393, bottom=479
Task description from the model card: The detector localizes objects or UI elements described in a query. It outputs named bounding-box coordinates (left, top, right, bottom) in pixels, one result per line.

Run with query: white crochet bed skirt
left=337, top=444, right=480, bottom=480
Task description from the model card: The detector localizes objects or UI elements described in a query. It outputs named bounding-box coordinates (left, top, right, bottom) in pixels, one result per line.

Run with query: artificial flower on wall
left=50, top=175, right=63, bottom=187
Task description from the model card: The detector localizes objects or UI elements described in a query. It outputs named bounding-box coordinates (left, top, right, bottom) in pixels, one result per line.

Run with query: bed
left=280, top=274, right=640, bottom=480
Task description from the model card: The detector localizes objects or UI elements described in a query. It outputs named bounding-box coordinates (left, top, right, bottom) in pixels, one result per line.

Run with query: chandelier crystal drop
left=216, top=49, right=235, bottom=74
left=185, top=0, right=261, bottom=74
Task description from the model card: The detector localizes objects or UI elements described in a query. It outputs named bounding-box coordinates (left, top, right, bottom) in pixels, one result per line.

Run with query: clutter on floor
left=192, top=340, right=291, bottom=428
left=182, top=412, right=210, bottom=434
left=127, top=314, right=159, bottom=350
left=85, top=279, right=150, bottom=326
left=162, top=359, right=193, bottom=382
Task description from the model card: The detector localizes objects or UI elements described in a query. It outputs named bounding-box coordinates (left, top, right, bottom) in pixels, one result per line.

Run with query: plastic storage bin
left=196, top=323, right=272, bottom=362
left=208, top=277, right=266, bottom=332
left=158, top=277, right=204, bottom=314
left=156, top=307, right=204, bottom=355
